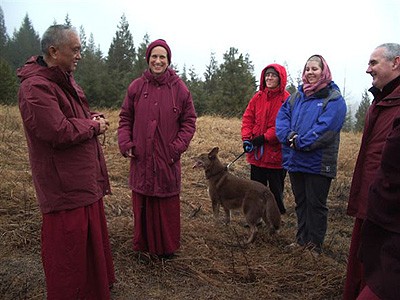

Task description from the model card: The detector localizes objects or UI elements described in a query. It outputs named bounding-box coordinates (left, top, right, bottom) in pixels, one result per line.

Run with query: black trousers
left=289, top=172, right=332, bottom=249
left=250, top=165, right=287, bottom=214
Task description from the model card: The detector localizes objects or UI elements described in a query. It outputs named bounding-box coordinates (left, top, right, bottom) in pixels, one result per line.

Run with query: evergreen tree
left=64, top=14, right=72, bottom=26
left=132, top=33, right=149, bottom=79
left=213, top=47, right=256, bottom=117
left=105, top=14, right=135, bottom=107
left=185, top=66, right=205, bottom=116
left=0, top=7, right=9, bottom=60
left=0, top=58, right=18, bottom=105
left=342, top=104, right=354, bottom=132
left=181, top=64, right=188, bottom=83
left=204, top=53, right=219, bottom=83
left=75, top=33, right=107, bottom=107
left=79, top=25, right=87, bottom=54
left=7, top=14, right=40, bottom=70
left=283, top=61, right=297, bottom=94
left=203, top=53, right=220, bottom=114
left=354, top=90, right=371, bottom=132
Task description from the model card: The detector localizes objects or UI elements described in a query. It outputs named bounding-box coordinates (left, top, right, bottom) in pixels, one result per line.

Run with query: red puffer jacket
left=17, top=56, right=110, bottom=213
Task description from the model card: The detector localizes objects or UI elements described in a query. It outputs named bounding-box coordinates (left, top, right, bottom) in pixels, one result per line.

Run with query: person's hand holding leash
left=243, top=140, right=254, bottom=153
left=251, top=135, right=265, bottom=147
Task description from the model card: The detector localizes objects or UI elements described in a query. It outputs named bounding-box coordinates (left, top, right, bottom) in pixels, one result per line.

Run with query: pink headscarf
left=302, top=55, right=332, bottom=97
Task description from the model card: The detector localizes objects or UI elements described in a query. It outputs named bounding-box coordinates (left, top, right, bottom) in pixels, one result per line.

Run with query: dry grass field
left=0, top=105, right=362, bottom=299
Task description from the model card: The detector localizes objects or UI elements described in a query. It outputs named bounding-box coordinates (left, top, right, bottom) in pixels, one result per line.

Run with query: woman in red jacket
left=118, top=39, right=197, bottom=259
left=241, top=64, right=290, bottom=214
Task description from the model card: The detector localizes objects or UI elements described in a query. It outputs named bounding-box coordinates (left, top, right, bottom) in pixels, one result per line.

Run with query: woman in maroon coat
left=118, top=39, right=196, bottom=258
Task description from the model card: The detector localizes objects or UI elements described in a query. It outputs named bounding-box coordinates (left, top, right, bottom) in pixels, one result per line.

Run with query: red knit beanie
left=146, top=39, right=171, bottom=65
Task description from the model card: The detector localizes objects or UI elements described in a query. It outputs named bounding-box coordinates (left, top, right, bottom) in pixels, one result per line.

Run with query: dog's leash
left=254, top=145, right=264, bottom=161
left=227, top=151, right=246, bottom=170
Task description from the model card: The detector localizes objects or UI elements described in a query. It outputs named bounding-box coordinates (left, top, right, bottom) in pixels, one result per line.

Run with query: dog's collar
left=205, top=166, right=227, bottom=179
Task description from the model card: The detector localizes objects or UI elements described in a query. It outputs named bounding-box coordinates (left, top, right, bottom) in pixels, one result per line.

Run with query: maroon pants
left=343, top=218, right=365, bottom=300
left=357, top=285, right=381, bottom=300
left=41, top=199, right=115, bottom=300
left=132, top=192, right=180, bottom=255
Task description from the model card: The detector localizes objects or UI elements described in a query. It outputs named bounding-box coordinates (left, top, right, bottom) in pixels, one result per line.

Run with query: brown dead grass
left=0, top=105, right=361, bottom=299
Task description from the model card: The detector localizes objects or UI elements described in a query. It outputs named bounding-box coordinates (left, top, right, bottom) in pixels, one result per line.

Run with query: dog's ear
left=208, top=147, right=219, bottom=159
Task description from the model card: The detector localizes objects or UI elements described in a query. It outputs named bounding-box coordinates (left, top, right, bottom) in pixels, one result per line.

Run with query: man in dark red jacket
left=357, top=116, right=400, bottom=300
left=343, top=43, right=400, bottom=300
left=18, top=25, right=114, bottom=299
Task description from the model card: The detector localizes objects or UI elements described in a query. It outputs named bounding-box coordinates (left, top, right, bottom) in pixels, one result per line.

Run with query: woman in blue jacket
left=276, top=54, right=346, bottom=254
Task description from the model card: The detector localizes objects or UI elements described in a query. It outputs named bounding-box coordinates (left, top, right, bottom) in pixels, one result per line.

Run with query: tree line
left=0, top=6, right=370, bottom=131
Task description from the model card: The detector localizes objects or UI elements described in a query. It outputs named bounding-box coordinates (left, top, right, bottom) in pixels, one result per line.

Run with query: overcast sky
left=2, top=0, right=400, bottom=107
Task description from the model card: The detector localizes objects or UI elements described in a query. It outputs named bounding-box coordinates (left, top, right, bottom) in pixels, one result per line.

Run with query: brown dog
left=192, top=147, right=281, bottom=244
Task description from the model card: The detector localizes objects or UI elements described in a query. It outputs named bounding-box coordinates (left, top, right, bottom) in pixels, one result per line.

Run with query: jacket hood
left=17, top=56, right=69, bottom=85
left=260, top=63, right=288, bottom=94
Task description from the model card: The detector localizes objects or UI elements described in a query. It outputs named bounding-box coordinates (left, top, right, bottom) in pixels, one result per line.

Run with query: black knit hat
left=265, top=67, right=279, bottom=76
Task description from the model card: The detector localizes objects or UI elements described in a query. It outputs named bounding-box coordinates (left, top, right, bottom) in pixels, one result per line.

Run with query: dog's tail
left=264, top=190, right=281, bottom=231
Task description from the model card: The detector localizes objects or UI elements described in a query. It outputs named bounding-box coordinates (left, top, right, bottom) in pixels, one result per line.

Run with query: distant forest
left=0, top=7, right=369, bottom=131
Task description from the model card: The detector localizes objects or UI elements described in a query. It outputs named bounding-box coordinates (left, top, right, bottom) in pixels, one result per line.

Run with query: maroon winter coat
left=367, top=115, right=400, bottom=233
left=17, top=56, right=110, bottom=213
left=358, top=116, right=400, bottom=300
left=118, top=68, right=196, bottom=197
left=241, top=63, right=290, bottom=168
left=347, top=76, right=400, bottom=219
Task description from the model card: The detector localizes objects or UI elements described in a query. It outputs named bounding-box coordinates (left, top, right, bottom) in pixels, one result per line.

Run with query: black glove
left=243, top=140, right=254, bottom=153
left=251, top=135, right=265, bottom=147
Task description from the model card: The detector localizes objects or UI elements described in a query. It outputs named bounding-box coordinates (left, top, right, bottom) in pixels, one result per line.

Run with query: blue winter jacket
left=276, top=82, right=346, bottom=178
